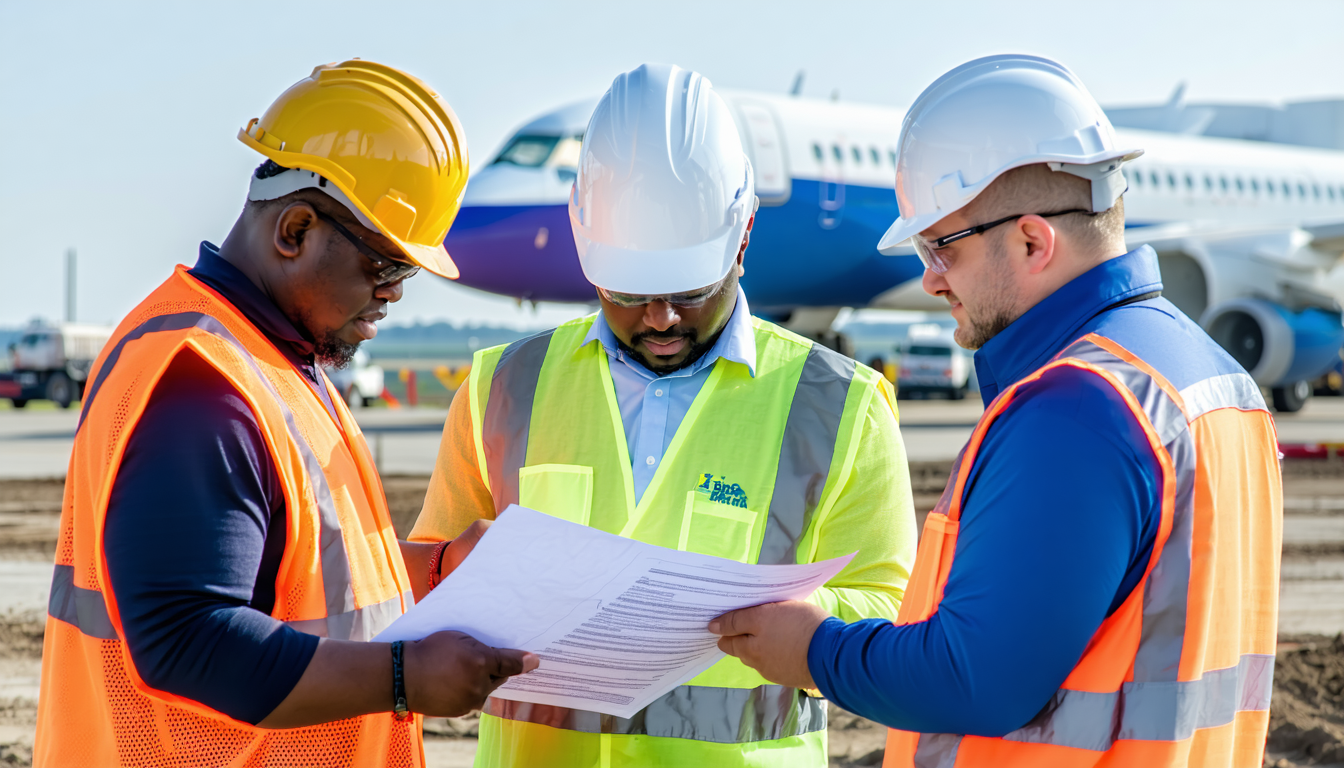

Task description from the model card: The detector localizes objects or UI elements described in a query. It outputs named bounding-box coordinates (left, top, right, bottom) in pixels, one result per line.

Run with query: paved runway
left=1, top=395, right=1340, bottom=477
left=2, top=396, right=1341, bottom=633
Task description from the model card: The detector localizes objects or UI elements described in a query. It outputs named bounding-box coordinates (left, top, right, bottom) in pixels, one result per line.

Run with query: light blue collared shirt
left=582, top=287, right=757, bottom=503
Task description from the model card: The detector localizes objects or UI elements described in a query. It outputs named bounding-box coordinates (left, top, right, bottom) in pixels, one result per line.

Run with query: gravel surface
left=2, top=459, right=1341, bottom=767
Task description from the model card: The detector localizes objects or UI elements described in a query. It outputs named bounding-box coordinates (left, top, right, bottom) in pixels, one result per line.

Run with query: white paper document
left=374, top=505, right=853, bottom=718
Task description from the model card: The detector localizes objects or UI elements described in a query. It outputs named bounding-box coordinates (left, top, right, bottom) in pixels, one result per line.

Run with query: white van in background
left=324, top=348, right=384, bottom=408
left=897, top=324, right=972, bottom=400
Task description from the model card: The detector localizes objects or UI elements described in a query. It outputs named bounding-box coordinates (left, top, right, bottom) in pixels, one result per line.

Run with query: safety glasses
left=597, top=277, right=727, bottom=309
left=912, top=209, right=1091, bottom=274
left=316, top=210, right=421, bottom=287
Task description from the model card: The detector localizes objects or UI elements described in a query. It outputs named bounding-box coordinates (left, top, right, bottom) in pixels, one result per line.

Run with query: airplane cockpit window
left=1222, top=176, right=1231, bottom=193
left=1150, top=171, right=1160, bottom=187
left=851, top=147, right=862, bottom=164
left=813, top=143, right=824, bottom=161
left=1236, top=178, right=1245, bottom=193
left=1282, top=181, right=1292, bottom=197
left=889, top=150, right=897, bottom=166
left=1265, top=179, right=1274, bottom=196
left=832, top=145, right=843, bottom=162
left=1298, top=182, right=1308, bottom=198
left=1249, top=178, right=1259, bottom=193
left=1132, top=170, right=1142, bottom=187
left=1184, top=174, right=1194, bottom=191
left=1329, top=186, right=1337, bottom=201
left=870, top=148, right=881, bottom=165
left=1203, top=175, right=1213, bottom=192
left=1312, top=184, right=1321, bottom=200
left=1167, top=172, right=1177, bottom=189
left=493, top=135, right=561, bottom=167
left=550, top=136, right=584, bottom=168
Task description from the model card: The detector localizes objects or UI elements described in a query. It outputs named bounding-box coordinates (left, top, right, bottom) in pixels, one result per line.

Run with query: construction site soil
left=0, top=460, right=1339, bottom=766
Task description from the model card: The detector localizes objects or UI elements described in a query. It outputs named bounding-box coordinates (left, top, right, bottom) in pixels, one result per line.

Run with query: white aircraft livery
left=442, top=83, right=1344, bottom=412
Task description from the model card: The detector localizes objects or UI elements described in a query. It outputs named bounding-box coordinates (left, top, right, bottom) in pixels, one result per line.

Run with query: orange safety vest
left=884, top=333, right=1282, bottom=768
left=35, top=267, right=420, bottom=768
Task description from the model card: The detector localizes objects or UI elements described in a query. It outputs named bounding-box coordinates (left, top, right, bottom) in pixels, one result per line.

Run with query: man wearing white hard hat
left=411, top=63, right=917, bottom=767
left=711, top=54, right=1281, bottom=767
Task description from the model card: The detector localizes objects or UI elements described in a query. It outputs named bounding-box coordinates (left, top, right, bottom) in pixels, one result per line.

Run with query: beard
left=314, top=333, right=359, bottom=369
left=952, top=240, right=1020, bottom=350
left=618, top=326, right=721, bottom=375
left=293, top=307, right=360, bottom=369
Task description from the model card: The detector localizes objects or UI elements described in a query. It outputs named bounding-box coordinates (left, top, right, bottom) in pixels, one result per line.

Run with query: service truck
left=896, top=324, right=973, bottom=400
left=0, top=322, right=113, bottom=408
left=323, top=348, right=385, bottom=408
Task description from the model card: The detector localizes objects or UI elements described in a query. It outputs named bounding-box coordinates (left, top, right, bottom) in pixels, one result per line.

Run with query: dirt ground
left=2, top=460, right=1342, bottom=767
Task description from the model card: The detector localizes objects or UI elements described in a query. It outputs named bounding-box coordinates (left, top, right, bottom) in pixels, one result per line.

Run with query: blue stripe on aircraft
left=443, top=178, right=927, bottom=309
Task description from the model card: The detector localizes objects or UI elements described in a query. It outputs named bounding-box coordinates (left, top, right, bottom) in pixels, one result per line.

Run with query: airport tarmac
left=4, top=394, right=1340, bottom=478
left=0, top=397, right=1339, bottom=766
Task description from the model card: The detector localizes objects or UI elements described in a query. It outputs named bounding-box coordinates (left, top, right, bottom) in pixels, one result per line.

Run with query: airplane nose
left=443, top=165, right=597, bottom=302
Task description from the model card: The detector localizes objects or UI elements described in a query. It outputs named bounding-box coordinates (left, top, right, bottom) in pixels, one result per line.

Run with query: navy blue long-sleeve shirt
left=807, top=247, right=1168, bottom=736
left=102, top=243, right=340, bottom=725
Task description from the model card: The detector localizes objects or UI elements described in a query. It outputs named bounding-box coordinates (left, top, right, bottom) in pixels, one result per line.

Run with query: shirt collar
left=188, top=242, right=316, bottom=357
left=582, top=285, right=757, bottom=378
left=973, top=245, right=1163, bottom=405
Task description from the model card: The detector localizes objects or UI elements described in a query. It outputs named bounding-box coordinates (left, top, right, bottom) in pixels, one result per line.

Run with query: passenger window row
left=801, top=146, right=1344, bottom=203
left=1128, top=165, right=1344, bottom=203
left=812, top=142, right=899, bottom=168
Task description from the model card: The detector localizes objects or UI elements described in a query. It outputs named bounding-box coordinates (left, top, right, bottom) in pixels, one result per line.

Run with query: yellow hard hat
left=238, top=59, right=468, bottom=279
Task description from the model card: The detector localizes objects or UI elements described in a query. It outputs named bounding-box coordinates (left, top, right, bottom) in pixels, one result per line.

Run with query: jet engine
left=1202, top=298, right=1344, bottom=411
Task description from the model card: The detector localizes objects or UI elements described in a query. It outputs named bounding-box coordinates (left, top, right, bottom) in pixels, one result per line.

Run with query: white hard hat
left=877, top=54, right=1142, bottom=254
left=569, top=63, right=756, bottom=294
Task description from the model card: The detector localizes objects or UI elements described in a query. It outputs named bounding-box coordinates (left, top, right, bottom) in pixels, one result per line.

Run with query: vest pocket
left=679, top=491, right=761, bottom=563
left=517, top=464, right=593, bottom=527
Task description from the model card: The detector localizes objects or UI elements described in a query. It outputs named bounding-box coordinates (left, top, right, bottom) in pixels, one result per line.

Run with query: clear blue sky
left=3, top=0, right=1342, bottom=329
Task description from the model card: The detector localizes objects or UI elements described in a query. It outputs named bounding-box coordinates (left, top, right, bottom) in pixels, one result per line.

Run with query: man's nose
left=642, top=300, right=680, bottom=332
left=375, top=278, right=405, bottom=303
left=922, top=268, right=949, bottom=298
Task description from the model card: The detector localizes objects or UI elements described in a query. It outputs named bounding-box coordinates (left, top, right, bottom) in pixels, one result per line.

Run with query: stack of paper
left=374, top=505, right=852, bottom=718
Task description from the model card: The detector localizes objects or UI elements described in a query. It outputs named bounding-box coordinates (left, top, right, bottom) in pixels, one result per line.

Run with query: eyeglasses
left=315, top=210, right=421, bottom=287
left=912, top=209, right=1092, bottom=274
left=597, top=278, right=727, bottom=309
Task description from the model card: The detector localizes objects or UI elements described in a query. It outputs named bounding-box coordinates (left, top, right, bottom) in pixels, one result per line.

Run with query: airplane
left=442, top=83, right=1344, bottom=412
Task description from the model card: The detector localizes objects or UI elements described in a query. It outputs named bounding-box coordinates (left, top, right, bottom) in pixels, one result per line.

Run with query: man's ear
left=1015, top=214, right=1057, bottom=276
left=736, top=212, right=755, bottom=276
left=274, top=202, right=320, bottom=260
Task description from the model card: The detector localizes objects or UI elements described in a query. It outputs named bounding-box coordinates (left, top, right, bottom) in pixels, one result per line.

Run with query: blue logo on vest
left=695, top=473, right=749, bottom=509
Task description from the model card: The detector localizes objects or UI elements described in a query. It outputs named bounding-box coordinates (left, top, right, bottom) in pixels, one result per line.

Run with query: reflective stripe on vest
left=895, top=333, right=1275, bottom=767
left=484, top=683, right=827, bottom=743
left=477, top=324, right=855, bottom=743
left=483, top=329, right=556, bottom=513
left=64, top=311, right=403, bottom=640
left=47, top=563, right=117, bottom=640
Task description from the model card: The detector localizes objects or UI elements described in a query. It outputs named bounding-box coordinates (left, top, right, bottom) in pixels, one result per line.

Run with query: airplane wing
left=1304, top=221, right=1344, bottom=257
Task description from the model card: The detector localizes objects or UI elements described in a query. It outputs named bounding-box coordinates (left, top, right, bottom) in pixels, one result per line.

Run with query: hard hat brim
left=573, top=235, right=741, bottom=295
left=878, top=212, right=945, bottom=256
left=569, top=185, right=753, bottom=295
left=239, top=129, right=461, bottom=281
left=399, top=241, right=460, bottom=281
left=877, top=148, right=1144, bottom=256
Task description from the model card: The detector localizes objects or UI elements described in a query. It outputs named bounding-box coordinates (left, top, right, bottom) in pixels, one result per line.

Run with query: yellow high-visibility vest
left=459, top=313, right=907, bottom=768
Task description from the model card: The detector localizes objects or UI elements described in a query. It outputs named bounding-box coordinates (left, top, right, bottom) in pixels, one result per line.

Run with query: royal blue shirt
left=102, top=243, right=335, bottom=725
left=807, top=247, right=1171, bottom=736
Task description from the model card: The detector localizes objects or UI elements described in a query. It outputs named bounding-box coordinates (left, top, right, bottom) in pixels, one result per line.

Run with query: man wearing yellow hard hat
left=411, top=63, right=918, bottom=768
left=34, top=60, right=535, bottom=767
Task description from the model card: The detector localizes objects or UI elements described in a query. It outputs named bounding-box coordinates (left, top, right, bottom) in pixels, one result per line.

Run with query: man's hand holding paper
left=375, top=506, right=853, bottom=719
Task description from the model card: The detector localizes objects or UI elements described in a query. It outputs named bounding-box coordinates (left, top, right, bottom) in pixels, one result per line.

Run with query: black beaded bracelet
left=391, top=640, right=410, bottom=721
